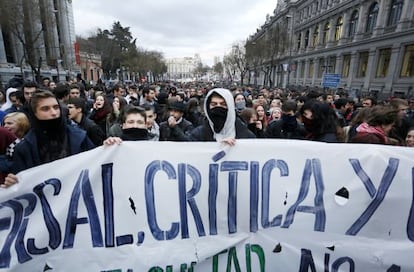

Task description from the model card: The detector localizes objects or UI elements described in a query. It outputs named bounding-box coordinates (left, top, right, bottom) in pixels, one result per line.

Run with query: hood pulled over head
left=204, top=88, right=236, bottom=142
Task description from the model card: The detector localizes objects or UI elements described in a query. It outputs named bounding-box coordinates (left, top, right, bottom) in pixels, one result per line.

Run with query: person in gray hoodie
left=189, top=88, right=255, bottom=145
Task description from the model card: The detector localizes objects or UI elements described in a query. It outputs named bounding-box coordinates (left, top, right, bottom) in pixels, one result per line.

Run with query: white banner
left=1, top=140, right=414, bottom=271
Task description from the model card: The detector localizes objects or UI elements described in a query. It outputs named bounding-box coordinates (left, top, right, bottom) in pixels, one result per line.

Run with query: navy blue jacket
left=10, top=125, right=95, bottom=173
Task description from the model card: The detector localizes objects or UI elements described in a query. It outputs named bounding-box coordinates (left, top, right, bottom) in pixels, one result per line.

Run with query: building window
left=387, top=0, right=403, bottom=26
left=318, top=58, right=325, bottom=77
left=366, top=2, right=379, bottom=33
left=308, top=60, right=314, bottom=78
left=335, top=17, right=343, bottom=41
left=329, top=56, right=336, bottom=73
left=401, top=44, right=414, bottom=77
left=300, top=61, right=305, bottom=78
left=348, top=10, right=359, bottom=37
left=304, top=30, right=309, bottom=48
left=297, top=33, right=302, bottom=49
left=376, top=48, right=391, bottom=78
left=313, top=26, right=319, bottom=46
left=357, top=51, right=369, bottom=77
left=342, top=54, right=351, bottom=78
left=323, top=22, right=330, bottom=44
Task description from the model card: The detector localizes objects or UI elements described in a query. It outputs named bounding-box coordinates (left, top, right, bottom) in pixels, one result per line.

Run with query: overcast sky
left=72, top=0, right=277, bottom=66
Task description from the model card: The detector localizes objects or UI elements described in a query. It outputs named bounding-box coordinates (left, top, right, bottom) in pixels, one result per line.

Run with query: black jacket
left=76, top=115, right=105, bottom=146
left=10, top=125, right=95, bottom=173
left=265, top=119, right=306, bottom=139
left=159, top=118, right=194, bottom=141
left=190, top=118, right=256, bottom=141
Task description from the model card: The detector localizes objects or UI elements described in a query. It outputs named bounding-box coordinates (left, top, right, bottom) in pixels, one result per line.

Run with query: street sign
left=322, top=73, right=341, bottom=88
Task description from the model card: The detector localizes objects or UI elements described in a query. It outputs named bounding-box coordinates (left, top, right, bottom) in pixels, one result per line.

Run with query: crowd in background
left=1, top=74, right=414, bottom=185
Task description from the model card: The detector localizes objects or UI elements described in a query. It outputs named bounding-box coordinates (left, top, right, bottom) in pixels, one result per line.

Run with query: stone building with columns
left=166, top=54, right=202, bottom=81
left=0, top=0, right=78, bottom=85
left=249, top=0, right=414, bottom=99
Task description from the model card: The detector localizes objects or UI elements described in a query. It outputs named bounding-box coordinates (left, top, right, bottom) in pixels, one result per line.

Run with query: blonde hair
left=3, top=112, right=30, bottom=138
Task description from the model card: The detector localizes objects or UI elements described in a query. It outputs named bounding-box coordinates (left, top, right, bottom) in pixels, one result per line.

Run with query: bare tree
left=223, top=42, right=248, bottom=84
left=246, top=21, right=289, bottom=88
left=245, top=38, right=266, bottom=86
left=263, top=22, right=289, bottom=87
left=213, top=62, right=223, bottom=75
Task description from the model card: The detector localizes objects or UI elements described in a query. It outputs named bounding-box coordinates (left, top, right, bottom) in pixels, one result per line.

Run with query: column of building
left=326, top=17, right=336, bottom=48
left=301, top=60, right=308, bottom=86
left=316, top=22, right=324, bottom=50
left=296, top=60, right=303, bottom=85
left=335, top=54, right=342, bottom=77
left=297, top=30, right=305, bottom=54
left=306, top=58, right=315, bottom=85
left=338, top=10, right=350, bottom=46
left=387, top=45, right=403, bottom=92
left=354, top=2, right=368, bottom=42
left=364, top=48, right=377, bottom=90
left=397, top=0, right=414, bottom=31
left=30, top=1, right=47, bottom=68
left=373, top=0, right=391, bottom=37
left=307, top=27, right=314, bottom=52
left=56, top=0, right=73, bottom=73
left=46, top=0, right=61, bottom=70
left=312, top=57, right=319, bottom=85
left=346, top=51, right=358, bottom=91
left=0, top=26, right=7, bottom=64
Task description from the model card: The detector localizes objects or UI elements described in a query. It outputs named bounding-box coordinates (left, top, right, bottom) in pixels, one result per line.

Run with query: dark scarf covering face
left=207, top=106, right=228, bottom=133
left=302, top=116, right=314, bottom=139
left=35, top=116, right=69, bottom=163
left=121, top=128, right=148, bottom=141
left=29, top=101, right=69, bottom=164
left=90, top=103, right=112, bottom=122
left=247, top=123, right=257, bottom=132
left=281, top=114, right=298, bottom=132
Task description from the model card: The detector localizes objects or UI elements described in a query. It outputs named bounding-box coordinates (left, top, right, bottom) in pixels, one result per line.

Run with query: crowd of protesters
left=1, top=74, right=414, bottom=187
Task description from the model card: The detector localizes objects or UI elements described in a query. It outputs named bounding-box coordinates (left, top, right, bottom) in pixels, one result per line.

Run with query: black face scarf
left=36, top=117, right=65, bottom=136
left=35, top=116, right=68, bottom=163
left=302, top=116, right=313, bottom=132
left=281, top=114, right=298, bottom=132
left=208, top=107, right=228, bottom=133
left=121, top=128, right=148, bottom=141
left=248, top=123, right=257, bottom=133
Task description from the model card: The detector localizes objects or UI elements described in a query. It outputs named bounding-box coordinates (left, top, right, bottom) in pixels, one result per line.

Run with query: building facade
left=79, top=52, right=103, bottom=85
left=250, top=0, right=414, bottom=99
left=0, top=0, right=79, bottom=85
left=166, top=54, right=201, bottom=81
